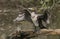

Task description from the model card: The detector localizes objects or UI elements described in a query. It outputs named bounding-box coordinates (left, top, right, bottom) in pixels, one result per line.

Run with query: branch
left=21, top=29, right=60, bottom=35
left=9, top=29, right=60, bottom=39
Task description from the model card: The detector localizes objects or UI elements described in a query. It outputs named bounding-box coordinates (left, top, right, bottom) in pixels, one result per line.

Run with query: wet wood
left=21, top=29, right=60, bottom=35
left=9, top=29, right=60, bottom=39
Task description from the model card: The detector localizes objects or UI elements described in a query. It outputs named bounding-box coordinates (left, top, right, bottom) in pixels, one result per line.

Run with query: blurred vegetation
left=0, top=0, right=60, bottom=39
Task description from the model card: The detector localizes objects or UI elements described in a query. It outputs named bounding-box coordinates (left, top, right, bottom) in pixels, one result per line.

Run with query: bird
left=13, top=9, right=51, bottom=32
left=28, top=9, right=51, bottom=31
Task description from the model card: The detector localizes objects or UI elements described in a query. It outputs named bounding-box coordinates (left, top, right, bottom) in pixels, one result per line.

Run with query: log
left=8, top=29, right=60, bottom=39
left=21, top=29, right=60, bottom=35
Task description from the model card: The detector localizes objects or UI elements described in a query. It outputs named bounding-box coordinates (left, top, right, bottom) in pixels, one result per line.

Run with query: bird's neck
left=31, top=12, right=36, bottom=18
